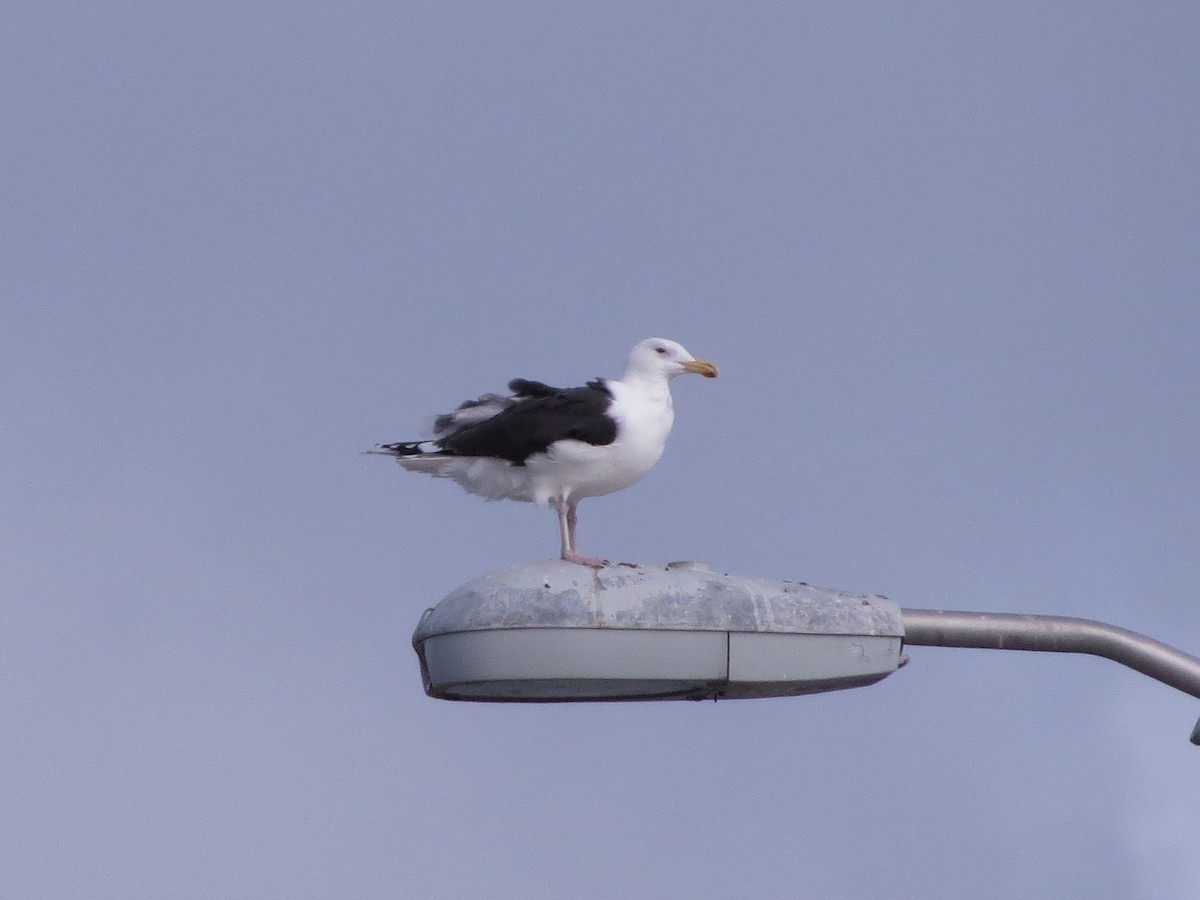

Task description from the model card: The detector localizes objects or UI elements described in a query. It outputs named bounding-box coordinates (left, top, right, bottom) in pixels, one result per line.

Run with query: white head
left=622, top=338, right=719, bottom=381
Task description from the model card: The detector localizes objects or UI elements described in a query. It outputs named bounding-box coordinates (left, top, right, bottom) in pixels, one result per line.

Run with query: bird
left=372, top=338, right=718, bottom=566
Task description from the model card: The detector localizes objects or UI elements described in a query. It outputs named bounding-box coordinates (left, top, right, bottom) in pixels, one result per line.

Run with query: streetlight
left=411, top=561, right=1200, bottom=744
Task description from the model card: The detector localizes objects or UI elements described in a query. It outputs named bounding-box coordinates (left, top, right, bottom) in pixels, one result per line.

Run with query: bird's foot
left=562, top=550, right=608, bottom=568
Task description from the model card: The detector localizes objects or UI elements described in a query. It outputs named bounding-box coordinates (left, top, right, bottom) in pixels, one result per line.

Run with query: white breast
left=526, top=378, right=675, bottom=504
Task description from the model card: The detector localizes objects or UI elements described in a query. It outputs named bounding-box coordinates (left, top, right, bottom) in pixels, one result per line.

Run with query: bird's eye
left=654, top=346, right=668, bottom=355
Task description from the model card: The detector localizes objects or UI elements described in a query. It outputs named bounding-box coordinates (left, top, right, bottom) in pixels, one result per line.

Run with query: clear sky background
left=4, top=3, right=1199, bottom=898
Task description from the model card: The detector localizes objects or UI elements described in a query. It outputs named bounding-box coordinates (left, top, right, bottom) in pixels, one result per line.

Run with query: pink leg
left=558, top=500, right=605, bottom=567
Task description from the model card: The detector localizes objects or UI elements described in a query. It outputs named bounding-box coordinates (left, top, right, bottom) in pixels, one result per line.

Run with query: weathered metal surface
left=413, top=560, right=903, bottom=640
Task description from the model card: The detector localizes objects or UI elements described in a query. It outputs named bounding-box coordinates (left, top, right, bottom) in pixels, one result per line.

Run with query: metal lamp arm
left=901, top=609, right=1200, bottom=745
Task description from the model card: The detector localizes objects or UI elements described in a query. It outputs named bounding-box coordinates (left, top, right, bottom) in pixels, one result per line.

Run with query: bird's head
left=625, top=338, right=719, bottom=381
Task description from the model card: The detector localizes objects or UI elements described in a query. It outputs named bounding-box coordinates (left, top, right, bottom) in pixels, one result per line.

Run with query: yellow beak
left=681, top=359, right=719, bottom=378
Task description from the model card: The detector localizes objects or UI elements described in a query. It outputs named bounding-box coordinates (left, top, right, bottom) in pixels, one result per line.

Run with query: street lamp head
left=412, top=561, right=904, bottom=702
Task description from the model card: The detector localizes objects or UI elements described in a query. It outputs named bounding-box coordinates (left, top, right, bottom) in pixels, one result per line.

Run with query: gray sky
left=4, top=3, right=1199, bottom=898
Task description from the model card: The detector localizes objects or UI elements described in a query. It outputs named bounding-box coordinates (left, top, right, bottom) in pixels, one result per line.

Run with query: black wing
left=437, top=380, right=616, bottom=464
left=507, top=378, right=563, bottom=399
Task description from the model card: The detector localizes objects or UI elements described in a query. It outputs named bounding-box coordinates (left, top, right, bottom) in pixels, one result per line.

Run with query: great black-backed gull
left=373, top=338, right=718, bottom=566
